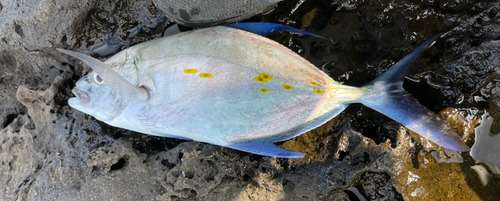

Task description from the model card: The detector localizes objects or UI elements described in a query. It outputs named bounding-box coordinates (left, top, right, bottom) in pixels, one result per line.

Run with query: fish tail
left=357, top=34, right=470, bottom=151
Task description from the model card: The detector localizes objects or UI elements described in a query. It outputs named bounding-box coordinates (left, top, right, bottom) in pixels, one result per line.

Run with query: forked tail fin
left=359, top=34, right=470, bottom=151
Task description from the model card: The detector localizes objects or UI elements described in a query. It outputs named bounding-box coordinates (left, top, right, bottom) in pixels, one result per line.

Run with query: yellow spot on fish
left=199, top=73, right=213, bottom=78
left=184, top=69, right=198, bottom=74
left=310, top=82, right=318, bottom=85
left=254, top=73, right=273, bottom=83
left=282, top=84, right=294, bottom=90
left=254, top=76, right=268, bottom=83
left=259, top=73, right=274, bottom=80
left=313, top=89, right=325, bottom=94
left=260, top=88, right=270, bottom=93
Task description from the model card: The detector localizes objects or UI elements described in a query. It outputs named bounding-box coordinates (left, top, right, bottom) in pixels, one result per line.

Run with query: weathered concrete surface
left=1, top=0, right=500, bottom=200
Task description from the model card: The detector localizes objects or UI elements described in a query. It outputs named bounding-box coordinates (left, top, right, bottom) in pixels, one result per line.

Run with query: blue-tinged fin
left=272, top=105, right=348, bottom=142
left=226, top=140, right=305, bottom=158
left=359, top=34, right=470, bottom=152
left=365, top=33, right=444, bottom=85
left=227, top=22, right=325, bottom=39
left=151, top=131, right=192, bottom=140
left=361, top=83, right=470, bottom=151
left=225, top=105, right=347, bottom=158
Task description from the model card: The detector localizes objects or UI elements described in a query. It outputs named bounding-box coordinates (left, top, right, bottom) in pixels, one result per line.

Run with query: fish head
left=69, top=71, right=125, bottom=122
left=58, top=48, right=149, bottom=122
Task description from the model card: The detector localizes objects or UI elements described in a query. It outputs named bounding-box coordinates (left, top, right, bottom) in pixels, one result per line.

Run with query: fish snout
left=72, top=88, right=91, bottom=105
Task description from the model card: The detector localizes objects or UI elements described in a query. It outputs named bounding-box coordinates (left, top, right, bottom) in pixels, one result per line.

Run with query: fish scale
left=58, top=24, right=470, bottom=158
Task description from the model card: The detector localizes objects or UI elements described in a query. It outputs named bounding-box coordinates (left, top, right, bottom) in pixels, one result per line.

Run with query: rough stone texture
left=1, top=0, right=500, bottom=201
left=152, top=0, right=279, bottom=27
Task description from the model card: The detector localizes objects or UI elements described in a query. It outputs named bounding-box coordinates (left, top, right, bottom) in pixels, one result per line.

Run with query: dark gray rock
left=152, top=0, right=280, bottom=27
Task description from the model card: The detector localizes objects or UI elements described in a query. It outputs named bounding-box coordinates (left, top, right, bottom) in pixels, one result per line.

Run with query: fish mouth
left=70, top=88, right=90, bottom=106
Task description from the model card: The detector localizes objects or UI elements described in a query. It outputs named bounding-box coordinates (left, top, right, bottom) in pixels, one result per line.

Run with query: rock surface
left=152, top=0, right=280, bottom=27
left=1, top=0, right=499, bottom=200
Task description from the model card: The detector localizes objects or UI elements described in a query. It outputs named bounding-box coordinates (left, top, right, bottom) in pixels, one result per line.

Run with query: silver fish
left=58, top=26, right=470, bottom=158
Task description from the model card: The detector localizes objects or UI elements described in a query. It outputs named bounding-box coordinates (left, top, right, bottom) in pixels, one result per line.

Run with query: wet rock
left=479, top=75, right=500, bottom=134
left=390, top=147, right=496, bottom=201
left=74, top=0, right=169, bottom=57
left=278, top=114, right=339, bottom=166
left=440, top=108, right=478, bottom=145
left=438, top=0, right=482, bottom=13
left=356, top=172, right=403, bottom=201
left=471, top=160, right=500, bottom=187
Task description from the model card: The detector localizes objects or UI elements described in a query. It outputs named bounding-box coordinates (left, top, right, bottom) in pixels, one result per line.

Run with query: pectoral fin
left=226, top=141, right=305, bottom=158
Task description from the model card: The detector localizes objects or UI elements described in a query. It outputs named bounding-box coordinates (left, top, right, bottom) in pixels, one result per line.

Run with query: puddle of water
left=471, top=112, right=500, bottom=167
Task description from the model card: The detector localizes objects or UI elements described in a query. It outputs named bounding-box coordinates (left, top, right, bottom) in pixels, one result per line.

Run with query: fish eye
left=94, top=73, right=104, bottom=84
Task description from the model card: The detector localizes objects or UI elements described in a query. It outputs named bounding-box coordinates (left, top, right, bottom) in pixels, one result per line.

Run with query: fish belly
left=124, top=56, right=335, bottom=145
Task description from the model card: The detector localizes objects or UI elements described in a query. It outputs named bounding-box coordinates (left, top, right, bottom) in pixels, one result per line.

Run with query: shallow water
left=471, top=112, right=500, bottom=166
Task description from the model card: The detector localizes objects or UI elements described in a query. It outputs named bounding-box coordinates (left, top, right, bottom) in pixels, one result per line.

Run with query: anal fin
left=226, top=141, right=305, bottom=158
left=151, top=131, right=192, bottom=140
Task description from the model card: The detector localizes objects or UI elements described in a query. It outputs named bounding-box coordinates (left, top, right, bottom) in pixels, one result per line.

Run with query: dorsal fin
left=227, top=22, right=325, bottom=39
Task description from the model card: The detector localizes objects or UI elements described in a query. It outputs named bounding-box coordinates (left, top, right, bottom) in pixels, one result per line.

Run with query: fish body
left=60, top=25, right=469, bottom=158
